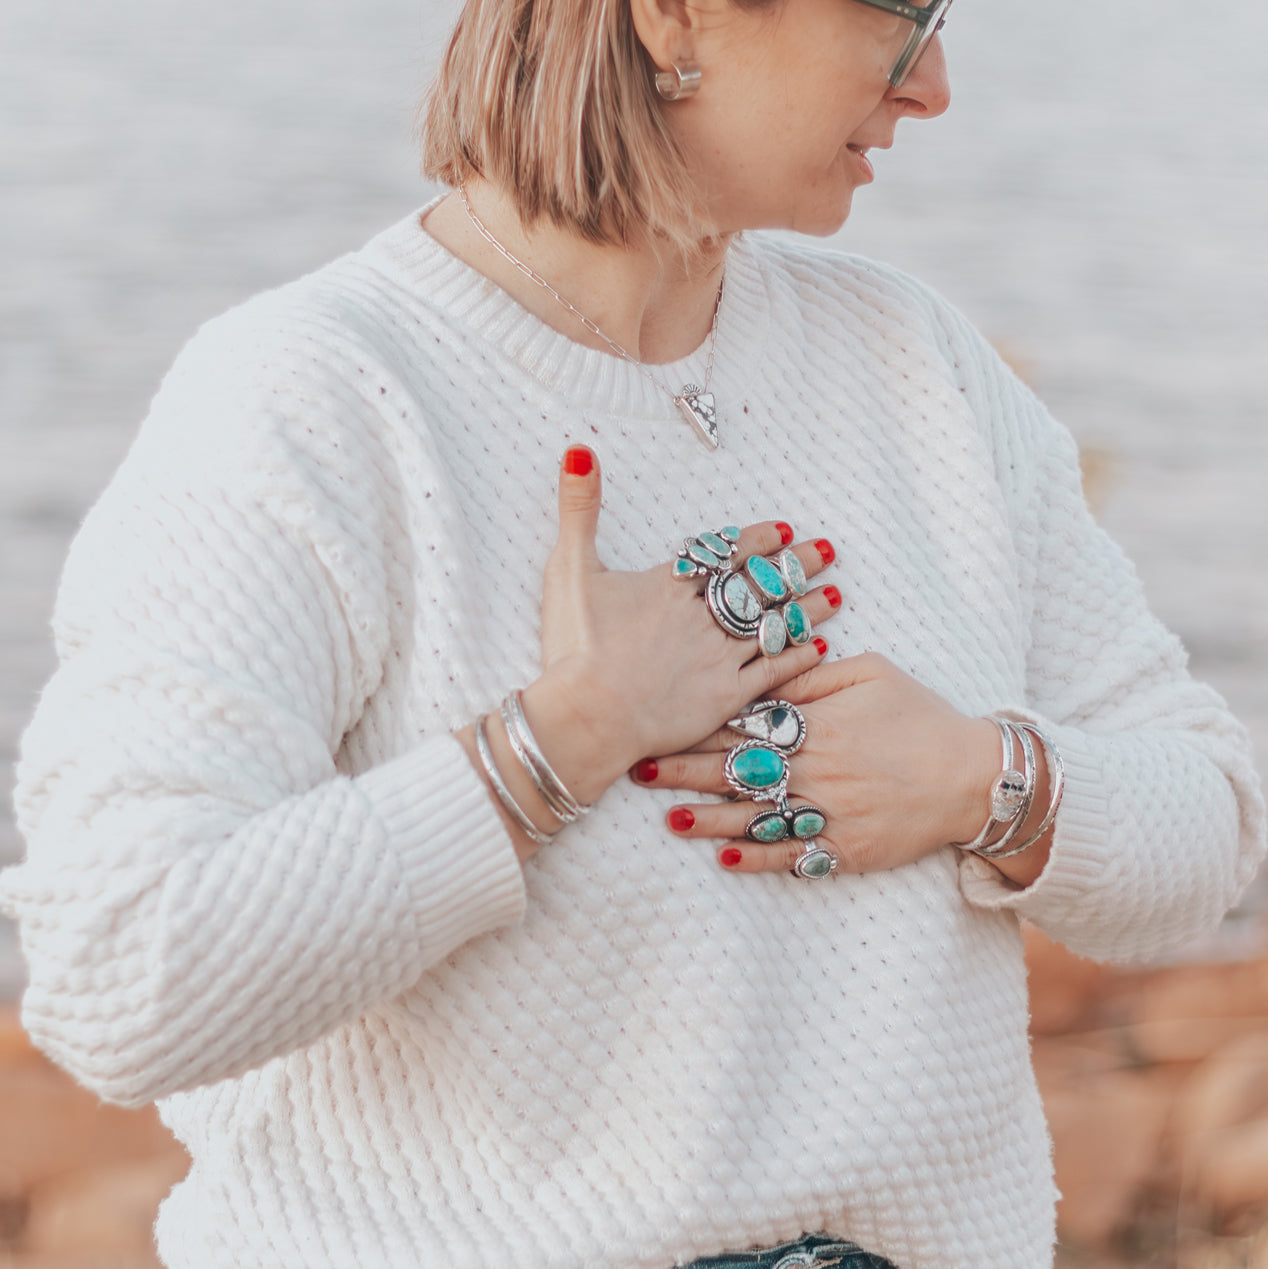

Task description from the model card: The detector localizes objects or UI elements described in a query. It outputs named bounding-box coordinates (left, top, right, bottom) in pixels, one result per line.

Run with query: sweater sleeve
left=0, top=312, right=526, bottom=1107
left=931, top=306, right=1266, bottom=961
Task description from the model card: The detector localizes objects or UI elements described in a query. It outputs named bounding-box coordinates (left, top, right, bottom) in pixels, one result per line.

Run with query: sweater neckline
left=366, top=198, right=772, bottom=423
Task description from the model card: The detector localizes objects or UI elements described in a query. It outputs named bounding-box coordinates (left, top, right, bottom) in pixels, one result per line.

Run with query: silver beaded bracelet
left=474, top=713, right=553, bottom=846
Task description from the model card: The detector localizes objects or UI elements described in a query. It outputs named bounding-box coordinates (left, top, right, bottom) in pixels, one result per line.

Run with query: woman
left=3, top=0, right=1263, bottom=1266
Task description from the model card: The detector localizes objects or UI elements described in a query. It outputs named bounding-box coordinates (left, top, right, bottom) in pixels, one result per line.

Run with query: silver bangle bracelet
left=976, top=722, right=1037, bottom=859
left=499, top=690, right=589, bottom=824
left=954, top=717, right=1025, bottom=851
left=992, top=722, right=1065, bottom=858
left=474, top=713, right=554, bottom=846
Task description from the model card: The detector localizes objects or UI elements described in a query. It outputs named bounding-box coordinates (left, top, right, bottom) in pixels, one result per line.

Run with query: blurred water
left=2, top=0, right=1266, bottom=992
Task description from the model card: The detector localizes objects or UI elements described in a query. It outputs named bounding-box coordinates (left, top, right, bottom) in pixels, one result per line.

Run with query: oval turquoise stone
left=720, top=525, right=741, bottom=543
left=698, top=531, right=731, bottom=558
left=783, top=600, right=810, bottom=645
left=687, top=540, right=722, bottom=566
left=732, top=745, right=787, bottom=790
left=759, top=611, right=787, bottom=657
left=722, top=572, right=762, bottom=622
left=748, top=812, right=790, bottom=843
left=780, top=550, right=809, bottom=596
left=791, top=809, right=827, bottom=839
left=800, top=851, right=835, bottom=879
left=746, top=554, right=788, bottom=602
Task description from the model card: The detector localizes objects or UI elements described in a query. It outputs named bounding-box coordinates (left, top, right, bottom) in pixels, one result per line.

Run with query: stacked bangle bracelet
left=474, top=692, right=590, bottom=845
left=955, top=716, right=1065, bottom=861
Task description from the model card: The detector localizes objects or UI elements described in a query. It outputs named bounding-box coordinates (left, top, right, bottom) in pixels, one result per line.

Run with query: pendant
left=674, top=384, right=719, bottom=449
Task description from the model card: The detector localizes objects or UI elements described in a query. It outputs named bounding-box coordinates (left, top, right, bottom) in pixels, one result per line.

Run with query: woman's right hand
left=514, top=445, right=842, bottom=826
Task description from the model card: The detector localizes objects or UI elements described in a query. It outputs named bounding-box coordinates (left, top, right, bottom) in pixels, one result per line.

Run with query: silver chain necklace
left=458, top=184, right=723, bottom=450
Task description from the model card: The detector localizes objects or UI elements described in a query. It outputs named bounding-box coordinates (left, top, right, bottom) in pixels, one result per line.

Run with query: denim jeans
left=677, top=1232, right=899, bottom=1269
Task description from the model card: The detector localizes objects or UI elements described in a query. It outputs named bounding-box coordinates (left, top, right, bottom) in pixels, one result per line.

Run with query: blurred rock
left=22, top=1153, right=187, bottom=1257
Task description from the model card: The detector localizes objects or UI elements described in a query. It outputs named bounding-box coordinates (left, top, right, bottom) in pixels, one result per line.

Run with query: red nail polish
left=813, top=637, right=829, bottom=656
left=775, top=521, right=794, bottom=547
left=814, top=538, right=836, bottom=566
left=824, top=584, right=842, bottom=609
left=564, top=446, right=594, bottom=477
left=720, top=847, right=743, bottom=868
left=668, top=808, right=695, bottom=832
left=633, top=758, right=659, bottom=783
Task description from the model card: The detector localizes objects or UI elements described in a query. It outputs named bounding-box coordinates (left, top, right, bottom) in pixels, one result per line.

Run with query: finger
left=728, top=529, right=837, bottom=587
left=737, top=633, right=831, bottom=702
left=554, top=445, right=603, bottom=568
left=630, top=751, right=729, bottom=795
left=767, top=649, right=894, bottom=707
left=717, top=839, right=836, bottom=876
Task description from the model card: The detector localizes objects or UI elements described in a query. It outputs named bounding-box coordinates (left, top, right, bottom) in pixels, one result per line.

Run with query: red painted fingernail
left=824, top=584, right=842, bottom=608
left=814, top=538, right=836, bottom=566
left=564, top=446, right=594, bottom=476
left=668, top=808, right=695, bottom=832
left=632, top=758, right=659, bottom=783
left=720, top=847, right=744, bottom=868
left=775, top=521, right=794, bottom=547
left=813, top=637, right=829, bottom=656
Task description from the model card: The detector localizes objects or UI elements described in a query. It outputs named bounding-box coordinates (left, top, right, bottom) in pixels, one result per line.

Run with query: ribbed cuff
left=356, top=736, right=526, bottom=963
left=958, top=714, right=1112, bottom=916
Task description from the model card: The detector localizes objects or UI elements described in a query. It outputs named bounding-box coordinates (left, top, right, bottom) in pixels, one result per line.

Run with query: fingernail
left=632, top=758, right=659, bottom=783
left=667, top=808, right=695, bottom=832
left=824, top=584, right=842, bottom=609
left=814, top=538, right=836, bottom=566
left=775, top=522, right=794, bottom=547
left=813, top=636, right=828, bottom=656
left=564, top=446, right=594, bottom=477
left=720, top=847, right=743, bottom=868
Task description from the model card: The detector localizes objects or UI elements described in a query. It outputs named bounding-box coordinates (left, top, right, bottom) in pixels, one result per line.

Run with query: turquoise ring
left=672, top=525, right=742, bottom=583
left=722, top=740, right=791, bottom=805
left=791, top=843, right=838, bottom=880
left=745, top=804, right=828, bottom=844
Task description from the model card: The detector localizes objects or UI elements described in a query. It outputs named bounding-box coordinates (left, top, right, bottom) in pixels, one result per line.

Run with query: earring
left=654, top=62, right=702, bottom=102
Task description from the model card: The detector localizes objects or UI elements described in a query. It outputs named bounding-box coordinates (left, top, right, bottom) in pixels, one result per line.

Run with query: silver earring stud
left=654, top=63, right=702, bottom=101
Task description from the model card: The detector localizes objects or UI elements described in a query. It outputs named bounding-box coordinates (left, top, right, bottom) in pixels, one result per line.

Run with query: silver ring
left=704, top=570, right=762, bottom=639
left=722, top=740, right=791, bottom=804
left=791, top=843, right=838, bottom=880
left=745, top=804, right=828, bottom=844
left=774, top=548, right=810, bottom=598
left=726, top=700, right=806, bottom=752
left=672, top=525, right=741, bottom=583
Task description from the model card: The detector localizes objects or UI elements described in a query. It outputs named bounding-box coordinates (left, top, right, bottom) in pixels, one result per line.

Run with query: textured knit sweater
left=3, top=205, right=1264, bottom=1269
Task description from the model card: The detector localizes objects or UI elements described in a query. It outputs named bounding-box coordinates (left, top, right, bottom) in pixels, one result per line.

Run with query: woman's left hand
left=636, top=652, right=1003, bottom=875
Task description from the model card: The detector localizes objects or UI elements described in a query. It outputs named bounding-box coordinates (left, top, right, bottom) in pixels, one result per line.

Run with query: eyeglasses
left=850, top=0, right=953, bottom=89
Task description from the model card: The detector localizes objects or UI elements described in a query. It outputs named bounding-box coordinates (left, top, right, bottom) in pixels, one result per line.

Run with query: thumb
left=554, top=445, right=603, bottom=567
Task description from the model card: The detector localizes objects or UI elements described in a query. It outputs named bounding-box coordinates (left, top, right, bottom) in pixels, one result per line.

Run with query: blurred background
left=2, top=0, right=1266, bottom=1264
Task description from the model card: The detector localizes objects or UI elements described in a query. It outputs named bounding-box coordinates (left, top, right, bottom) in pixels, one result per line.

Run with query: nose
left=892, top=34, right=950, bottom=119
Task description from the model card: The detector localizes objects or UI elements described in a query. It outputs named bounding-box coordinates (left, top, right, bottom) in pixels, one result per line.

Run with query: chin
left=791, top=191, right=856, bottom=238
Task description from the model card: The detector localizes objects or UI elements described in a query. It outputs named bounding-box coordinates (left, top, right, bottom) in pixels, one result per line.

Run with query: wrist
left=520, top=672, right=636, bottom=808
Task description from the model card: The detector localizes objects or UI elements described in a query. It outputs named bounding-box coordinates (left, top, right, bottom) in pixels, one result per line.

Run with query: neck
left=422, top=179, right=728, bottom=366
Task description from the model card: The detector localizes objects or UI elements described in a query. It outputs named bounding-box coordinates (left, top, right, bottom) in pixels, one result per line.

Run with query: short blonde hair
left=421, top=0, right=724, bottom=251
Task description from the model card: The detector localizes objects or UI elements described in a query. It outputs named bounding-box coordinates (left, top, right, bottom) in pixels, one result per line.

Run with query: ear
left=627, top=0, right=704, bottom=72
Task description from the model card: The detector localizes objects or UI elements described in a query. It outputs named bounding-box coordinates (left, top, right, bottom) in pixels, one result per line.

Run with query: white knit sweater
left=3, top=206, right=1263, bottom=1269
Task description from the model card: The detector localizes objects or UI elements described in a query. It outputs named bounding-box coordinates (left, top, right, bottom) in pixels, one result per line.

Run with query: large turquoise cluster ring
left=675, top=524, right=816, bottom=657
left=724, top=700, right=837, bottom=880
left=672, top=526, right=741, bottom=582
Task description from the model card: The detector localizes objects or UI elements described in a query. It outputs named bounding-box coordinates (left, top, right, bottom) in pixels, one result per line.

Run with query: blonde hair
left=421, top=0, right=742, bottom=252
